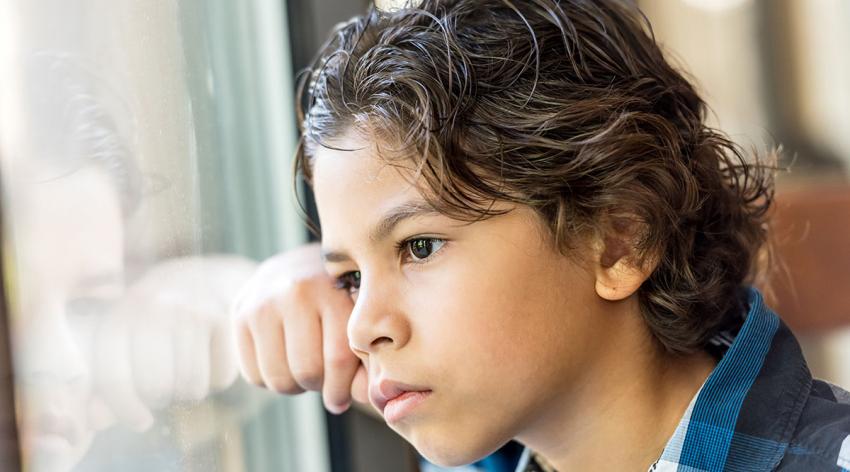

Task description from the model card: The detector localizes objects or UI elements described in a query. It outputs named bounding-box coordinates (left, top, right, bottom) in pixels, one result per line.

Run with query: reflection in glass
left=0, top=0, right=327, bottom=470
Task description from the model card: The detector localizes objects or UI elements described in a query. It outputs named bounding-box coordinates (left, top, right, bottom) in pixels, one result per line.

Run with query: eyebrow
left=321, top=200, right=441, bottom=263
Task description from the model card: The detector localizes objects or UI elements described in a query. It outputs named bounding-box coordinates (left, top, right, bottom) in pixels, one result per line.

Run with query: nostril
left=371, top=336, right=393, bottom=347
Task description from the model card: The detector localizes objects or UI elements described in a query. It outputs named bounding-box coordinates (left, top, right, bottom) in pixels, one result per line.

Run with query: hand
left=231, top=243, right=367, bottom=414
left=88, top=255, right=256, bottom=431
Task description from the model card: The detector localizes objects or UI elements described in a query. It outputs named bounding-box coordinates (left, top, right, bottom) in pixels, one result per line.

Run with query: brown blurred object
left=761, top=179, right=850, bottom=333
left=0, top=178, right=22, bottom=471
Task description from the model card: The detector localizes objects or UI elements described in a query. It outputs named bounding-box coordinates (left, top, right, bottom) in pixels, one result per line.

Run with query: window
left=0, top=0, right=328, bottom=470
left=2, top=1, right=848, bottom=471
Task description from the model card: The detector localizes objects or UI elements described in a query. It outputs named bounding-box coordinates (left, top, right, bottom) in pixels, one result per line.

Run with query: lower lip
left=383, top=390, right=432, bottom=423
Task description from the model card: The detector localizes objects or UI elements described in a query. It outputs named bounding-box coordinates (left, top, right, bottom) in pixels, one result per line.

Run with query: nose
left=15, top=302, right=89, bottom=386
left=346, top=274, right=411, bottom=357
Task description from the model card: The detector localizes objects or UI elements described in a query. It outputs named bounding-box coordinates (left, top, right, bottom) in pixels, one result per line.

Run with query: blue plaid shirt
left=512, top=287, right=850, bottom=472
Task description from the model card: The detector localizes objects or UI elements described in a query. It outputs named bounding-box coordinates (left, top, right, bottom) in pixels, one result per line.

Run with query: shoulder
left=776, top=379, right=850, bottom=470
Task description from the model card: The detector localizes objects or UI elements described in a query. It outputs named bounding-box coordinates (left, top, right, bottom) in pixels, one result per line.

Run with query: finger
left=283, top=296, right=325, bottom=392
left=351, top=362, right=369, bottom=406
left=252, top=305, right=304, bottom=394
left=234, top=319, right=263, bottom=386
left=87, top=395, right=116, bottom=432
left=192, top=322, right=212, bottom=401
left=210, top=312, right=239, bottom=391
left=173, top=314, right=211, bottom=401
left=320, top=298, right=359, bottom=414
left=130, top=308, right=174, bottom=409
left=93, top=315, right=154, bottom=431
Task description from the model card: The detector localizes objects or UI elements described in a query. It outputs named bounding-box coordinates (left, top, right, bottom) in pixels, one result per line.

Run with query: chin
left=27, top=438, right=92, bottom=472
left=406, top=428, right=508, bottom=468
left=23, top=426, right=93, bottom=472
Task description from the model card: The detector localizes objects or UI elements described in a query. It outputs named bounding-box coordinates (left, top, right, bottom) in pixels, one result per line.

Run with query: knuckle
left=232, top=302, right=255, bottom=325
left=139, top=386, right=169, bottom=409
left=230, top=287, right=250, bottom=317
left=240, top=368, right=264, bottom=386
left=290, top=365, right=323, bottom=391
left=287, top=278, right=314, bottom=301
left=265, top=374, right=302, bottom=394
left=247, top=300, right=282, bottom=327
left=235, top=294, right=284, bottom=326
left=326, top=352, right=354, bottom=371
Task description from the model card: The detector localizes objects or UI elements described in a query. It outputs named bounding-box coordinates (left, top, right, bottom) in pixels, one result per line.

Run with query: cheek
left=395, top=262, right=593, bottom=463
left=408, top=248, right=598, bottom=396
left=406, top=257, right=560, bottom=375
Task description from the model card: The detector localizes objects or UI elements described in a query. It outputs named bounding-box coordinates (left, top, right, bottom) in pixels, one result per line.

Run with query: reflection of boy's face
left=314, top=131, right=617, bottom=467
left=11, top=165, right=123, bottom=471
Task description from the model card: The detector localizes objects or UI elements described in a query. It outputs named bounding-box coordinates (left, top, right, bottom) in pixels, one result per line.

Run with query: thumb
left=350, top=362, right=369, bottom=406
left=87, top=395, right=116, bottom=432
left=93, top=313, right=155, bottom=432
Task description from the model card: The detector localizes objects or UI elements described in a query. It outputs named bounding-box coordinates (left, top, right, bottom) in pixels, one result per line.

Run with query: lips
left=21, top=408, right=82, bottom=457
left=35, top=409, right=80, bottom=442
left=369, top=378, right=432, bottom=414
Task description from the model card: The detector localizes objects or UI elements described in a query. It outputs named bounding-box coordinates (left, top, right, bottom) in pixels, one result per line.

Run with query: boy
left=232, top=0, right=850, bottom=470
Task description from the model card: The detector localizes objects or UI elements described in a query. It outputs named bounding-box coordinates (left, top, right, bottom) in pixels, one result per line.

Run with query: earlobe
left=595, top=261, right=646, bottom=301
left=592, top=233, right=656, bottom=302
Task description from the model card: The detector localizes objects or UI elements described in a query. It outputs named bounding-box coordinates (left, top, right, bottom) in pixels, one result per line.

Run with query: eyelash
left=333, top=237, right=447, bottom=295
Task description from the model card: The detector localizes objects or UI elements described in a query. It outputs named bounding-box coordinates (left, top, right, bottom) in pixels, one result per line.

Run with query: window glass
left=0, top=0, right=328, bottom=471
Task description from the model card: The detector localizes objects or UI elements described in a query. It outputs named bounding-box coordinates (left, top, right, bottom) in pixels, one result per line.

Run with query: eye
left=334, top=270, right=361, bottom=296
left=403, top=237, right=446, bottom=262
left=66, top=297, right=113, bottom=321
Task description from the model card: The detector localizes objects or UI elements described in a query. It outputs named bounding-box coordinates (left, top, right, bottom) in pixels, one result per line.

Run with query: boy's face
left=11, top=164, right=124, bottom=471
left=314, top=131, right=615, bottom=467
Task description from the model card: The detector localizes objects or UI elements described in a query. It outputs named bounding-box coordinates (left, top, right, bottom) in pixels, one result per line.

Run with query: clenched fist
left=231, top=243, right=368, bottom=414
left=88, top=255, right=257, bottom=431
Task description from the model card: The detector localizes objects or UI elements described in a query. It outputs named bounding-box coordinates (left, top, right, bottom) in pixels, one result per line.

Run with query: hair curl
left=295, top=0, right=781, bottom=355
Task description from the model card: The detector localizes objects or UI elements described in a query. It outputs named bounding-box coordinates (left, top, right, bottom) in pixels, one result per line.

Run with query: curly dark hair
left=22, top=52, right=142, bottom=217
left=294, top=0, right=780, bottom=355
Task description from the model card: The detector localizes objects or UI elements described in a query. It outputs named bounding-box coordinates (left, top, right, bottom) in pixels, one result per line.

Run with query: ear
left=591, top=220, right=658, bottom=302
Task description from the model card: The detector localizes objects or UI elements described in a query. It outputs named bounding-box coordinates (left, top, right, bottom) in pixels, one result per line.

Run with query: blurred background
left=0, top=0, right=848, bottom=471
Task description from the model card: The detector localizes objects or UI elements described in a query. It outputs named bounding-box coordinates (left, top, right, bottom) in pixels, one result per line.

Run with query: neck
left=515, top=300, right=717, bottom=471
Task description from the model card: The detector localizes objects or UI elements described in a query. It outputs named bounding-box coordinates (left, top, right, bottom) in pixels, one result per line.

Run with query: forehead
left=13, top=165, right=124, bottom=290
left=312, top=133, right=428, bottom=233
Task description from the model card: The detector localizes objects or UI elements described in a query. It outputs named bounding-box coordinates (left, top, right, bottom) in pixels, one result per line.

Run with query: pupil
left=411, top=239, right=432, bottom=259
